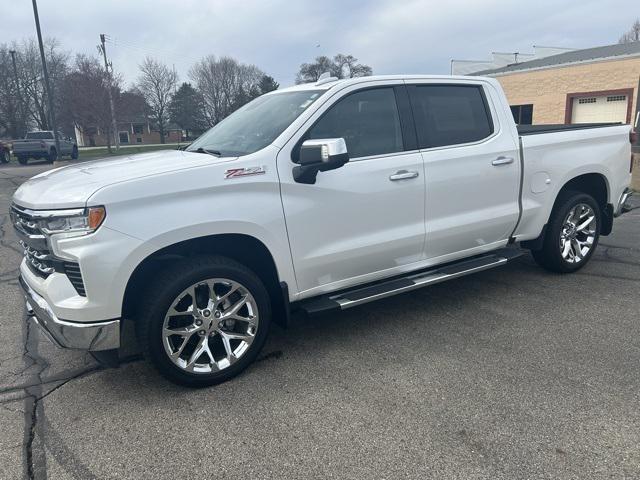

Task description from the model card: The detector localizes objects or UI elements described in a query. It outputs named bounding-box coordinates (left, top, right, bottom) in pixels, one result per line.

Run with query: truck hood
left=13, top=150, right=237, bottom=209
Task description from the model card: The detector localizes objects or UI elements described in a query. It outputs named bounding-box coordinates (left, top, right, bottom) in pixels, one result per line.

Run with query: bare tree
left=17, top=38, right=69, bottom=130
left=333, top=54, right=373, bottom=78
left=0, top=45, right=26, bottom=138
left=137, top=57, right=177, bottom=143
left=295, top=56, right=336, bottom=84
left=60, top=54, right=121, bottom=151
left=295, top=54, right=372, bottom=84
left=190, top=56, right=264, bottom=126
left=619, top=19, right=640, bottom=43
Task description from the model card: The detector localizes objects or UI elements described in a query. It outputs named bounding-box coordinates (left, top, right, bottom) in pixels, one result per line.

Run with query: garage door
left=571, top=94, right=628, bottom=123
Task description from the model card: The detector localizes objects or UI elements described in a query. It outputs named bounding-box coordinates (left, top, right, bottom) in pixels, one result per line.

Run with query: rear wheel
left=0, top=149, right=8, bottom=163
left=137, top=255, right=271, bottom=387
left=530, top=191, right=600, bottom=273
left=17, top=155, right=28, bottom=165
left=47, top=148, right=57, bottom=163
left=71, top=145, right=78, bottom=160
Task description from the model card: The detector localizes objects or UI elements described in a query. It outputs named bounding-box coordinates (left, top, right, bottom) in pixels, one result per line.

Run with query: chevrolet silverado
left=11, top=75, right=634, bottom=387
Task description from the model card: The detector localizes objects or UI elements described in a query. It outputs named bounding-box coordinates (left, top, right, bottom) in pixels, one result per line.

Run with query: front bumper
left=20, top=275, right=120, bottom=351
left=614, top=188, right=634, bottom=217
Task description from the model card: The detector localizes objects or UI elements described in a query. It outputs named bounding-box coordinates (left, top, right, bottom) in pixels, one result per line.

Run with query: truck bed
left=514, top=122, right=631, bottom=243
left=517, top=123, right=620, bottom=136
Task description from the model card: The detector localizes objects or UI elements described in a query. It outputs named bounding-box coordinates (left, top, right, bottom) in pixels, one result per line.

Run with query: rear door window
left=408, top=85, right=494, bottom=148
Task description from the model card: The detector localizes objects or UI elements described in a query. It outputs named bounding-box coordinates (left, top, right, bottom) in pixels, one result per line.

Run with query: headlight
left=39, top=206, right=106, bottom=235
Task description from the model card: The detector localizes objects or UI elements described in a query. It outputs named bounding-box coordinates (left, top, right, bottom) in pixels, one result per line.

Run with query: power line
left=106, top=37, right=202, bottom=66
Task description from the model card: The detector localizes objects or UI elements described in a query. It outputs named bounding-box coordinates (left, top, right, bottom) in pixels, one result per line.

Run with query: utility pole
left=99, top=34, right=119, bottom=151
left=8, top=50, right=27, bottom=137
left=31, top=0, right=61, bottom=158
left=633, top=75, right=640, bottom=151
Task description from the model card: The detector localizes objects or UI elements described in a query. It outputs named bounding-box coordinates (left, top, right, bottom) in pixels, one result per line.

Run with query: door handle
left=389, top=170, right=419, bottom=181
left=492, top=156, right=514, bottom=166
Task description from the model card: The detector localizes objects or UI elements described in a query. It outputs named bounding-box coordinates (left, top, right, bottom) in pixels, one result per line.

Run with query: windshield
left=25, top=132, right=54, bottom=140
left=187, top=90, right=324, bottom=156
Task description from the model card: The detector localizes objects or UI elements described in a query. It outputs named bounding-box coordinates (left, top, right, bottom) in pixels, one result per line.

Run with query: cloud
left=0, top=0, right=636, bottom=87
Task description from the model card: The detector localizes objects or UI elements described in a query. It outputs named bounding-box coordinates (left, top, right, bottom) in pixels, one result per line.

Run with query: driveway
left=1, top=163, right=639, bottom=479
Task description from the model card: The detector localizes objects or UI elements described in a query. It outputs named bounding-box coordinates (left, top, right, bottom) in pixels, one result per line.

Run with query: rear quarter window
left=408, top=85, right=494, bottom=148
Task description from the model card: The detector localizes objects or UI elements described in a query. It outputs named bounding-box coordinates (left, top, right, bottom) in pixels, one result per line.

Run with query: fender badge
left=224, top=166, right=266, bottom=179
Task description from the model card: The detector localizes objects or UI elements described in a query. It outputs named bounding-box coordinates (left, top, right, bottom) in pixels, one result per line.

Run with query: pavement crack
left=21, top=312, right=49, bottom=480
left=0, top=354, right=143, bottom=397
left=24, top=395, right=38, bottom=480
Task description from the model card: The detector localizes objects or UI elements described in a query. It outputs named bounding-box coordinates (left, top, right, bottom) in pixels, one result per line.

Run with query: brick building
left=74, top=118, right=183, bottom=147
left=473, top=42, right=640, bottom=128
left=453, top=41, right=640, bottom=189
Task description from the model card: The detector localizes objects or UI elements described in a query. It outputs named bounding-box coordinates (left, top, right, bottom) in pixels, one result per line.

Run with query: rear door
left=407, top=81, right=520, bottom=260
left=277, top=83, right=426, bottom=295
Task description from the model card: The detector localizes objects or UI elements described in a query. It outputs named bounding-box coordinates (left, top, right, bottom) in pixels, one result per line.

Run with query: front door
left=278, top=85, right=426, bottom=295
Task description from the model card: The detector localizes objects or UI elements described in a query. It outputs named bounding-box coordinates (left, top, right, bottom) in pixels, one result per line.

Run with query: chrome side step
left=298, top=248, right=524, bottom=316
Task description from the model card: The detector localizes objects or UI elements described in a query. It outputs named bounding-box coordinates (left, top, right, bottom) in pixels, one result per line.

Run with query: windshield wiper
left=194, top=147, right=222, bottom=157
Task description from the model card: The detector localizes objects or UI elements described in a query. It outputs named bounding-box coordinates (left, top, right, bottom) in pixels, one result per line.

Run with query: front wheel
left=530, top=191, right=601, bottom=273
left=17, top=155, right=28, bottom=165
left=137, top=255, right=271, bottom=387
left=71, top=145, right=78, bottom=160
left=0, top=149, right=8, bottom=163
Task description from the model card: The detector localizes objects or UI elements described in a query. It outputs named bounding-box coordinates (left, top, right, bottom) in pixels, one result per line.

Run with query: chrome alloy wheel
left=559, top=203, right=596, bottom=264
left=162, top=278, right=259, bottom=374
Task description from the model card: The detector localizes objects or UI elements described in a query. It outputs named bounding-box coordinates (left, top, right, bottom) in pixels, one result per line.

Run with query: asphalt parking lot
left=1, top=162, right=639, bottom=480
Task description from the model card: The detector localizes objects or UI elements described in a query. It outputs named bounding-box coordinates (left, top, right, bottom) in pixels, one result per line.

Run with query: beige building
left=458, top=42, right=640, bottom=188
left=472, top=42, right=640, bottom=127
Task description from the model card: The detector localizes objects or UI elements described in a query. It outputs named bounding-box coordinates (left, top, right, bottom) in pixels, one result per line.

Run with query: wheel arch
left=122, top=233, right=290, bottom=328
left=557, top=172, right=611, bottom=235
left=522, top=172, right=611, bottom=250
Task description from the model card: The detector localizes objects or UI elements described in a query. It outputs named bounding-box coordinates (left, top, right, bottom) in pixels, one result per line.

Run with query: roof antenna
left=316, top=71, right=339, bottom=85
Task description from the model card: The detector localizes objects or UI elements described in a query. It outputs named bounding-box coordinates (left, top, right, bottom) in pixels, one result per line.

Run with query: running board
left=298, top=248, right=525, bottom=316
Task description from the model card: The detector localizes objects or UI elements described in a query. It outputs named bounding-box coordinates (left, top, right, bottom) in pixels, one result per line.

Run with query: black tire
left=17, top=155, right=28, bottom=165
left=137, top=255, right=271, bottom=387
left=530, top=190, right=601, bottom=273
left=71, top=145, right=78, bottom=160
left=0, top=149, right=8, bottom=164
left=47, top=148, right=57, bottom=163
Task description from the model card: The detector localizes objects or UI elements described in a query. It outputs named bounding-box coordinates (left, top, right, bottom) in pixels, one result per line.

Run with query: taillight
left=631, top=131, right=638, bottom=145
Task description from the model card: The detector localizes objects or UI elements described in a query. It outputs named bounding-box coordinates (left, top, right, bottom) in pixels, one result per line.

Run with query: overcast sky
left=1, top=0, right=637, bottom=88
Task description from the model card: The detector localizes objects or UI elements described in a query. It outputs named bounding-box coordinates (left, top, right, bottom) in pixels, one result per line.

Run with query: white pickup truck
left=11, top=75, right=634, bottom=387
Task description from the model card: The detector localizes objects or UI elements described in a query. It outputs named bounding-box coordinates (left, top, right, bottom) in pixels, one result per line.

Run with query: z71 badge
left=224, top=166, right=266, bottom=179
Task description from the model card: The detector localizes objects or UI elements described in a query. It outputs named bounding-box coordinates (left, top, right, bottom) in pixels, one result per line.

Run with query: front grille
left=11, top=203, right=87, bottom=297
left=20, top=240, right=55, bottom=277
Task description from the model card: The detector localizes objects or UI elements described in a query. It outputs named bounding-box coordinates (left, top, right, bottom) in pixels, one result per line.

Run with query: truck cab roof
left=276, top=74, right=496, bottom=94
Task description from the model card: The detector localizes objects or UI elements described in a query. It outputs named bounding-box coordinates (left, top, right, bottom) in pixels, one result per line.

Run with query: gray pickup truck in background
left=12, top=131, right=78, bottom=164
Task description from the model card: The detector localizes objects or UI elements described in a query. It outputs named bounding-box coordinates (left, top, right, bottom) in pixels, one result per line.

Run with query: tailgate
left=12, top=141, right=44, bottom=152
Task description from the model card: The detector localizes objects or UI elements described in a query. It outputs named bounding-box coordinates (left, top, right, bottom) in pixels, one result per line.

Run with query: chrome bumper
left=19, top=275, right=120, bottom=351
left=614, top=188, right=634, bottom=217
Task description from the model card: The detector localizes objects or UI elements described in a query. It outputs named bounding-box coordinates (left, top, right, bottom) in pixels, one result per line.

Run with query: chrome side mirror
left=294, top=138, right=349, bottom=184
